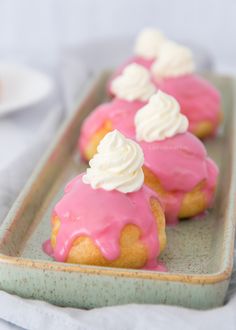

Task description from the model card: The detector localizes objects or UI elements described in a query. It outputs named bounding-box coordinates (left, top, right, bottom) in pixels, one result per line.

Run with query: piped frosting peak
left=135, top=90, right=189, bottom=142
left=83, top=130, right=144, bottom=193
left=151, top=41, right=195, bottom=79
left=134, top=28, right=166, bottom=59
left=110, top=63, right=156, bottom=101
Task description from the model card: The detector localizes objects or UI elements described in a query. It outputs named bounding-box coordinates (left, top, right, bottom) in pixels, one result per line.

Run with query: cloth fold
left=0, top=272, right=236, bottom=330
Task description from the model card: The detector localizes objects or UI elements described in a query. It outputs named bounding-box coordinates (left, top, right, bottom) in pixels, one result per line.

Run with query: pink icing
left=139, top=133, right=218, bottom=224
left=153, top=74, right=221, bottom=134
left=143, top=259, right=167, bottom=271
left=107, top=56, right=155, bottom=96
left=44, top=174, right=163, bottom=270
left=79, top=99, right=218, bottom=224
left=79, top=98, right=145, bottom=159
left=141, top=133, right=211, bottom=192
left=43, top=239, right=54, bottom=257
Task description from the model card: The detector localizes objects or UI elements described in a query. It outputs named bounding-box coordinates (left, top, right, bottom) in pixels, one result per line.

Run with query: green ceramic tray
left=0, top=73, right=235, bottom=310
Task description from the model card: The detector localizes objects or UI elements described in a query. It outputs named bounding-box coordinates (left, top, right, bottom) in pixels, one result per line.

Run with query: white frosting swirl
left=134, top=28, right=166, bottom=59
left=82, top=130, right=144, bottom=193
left=111, top=64, right=156, bottom=101
left=151, top=41, right=195, bottom=79
left=135, top=90, right=189, bottom=142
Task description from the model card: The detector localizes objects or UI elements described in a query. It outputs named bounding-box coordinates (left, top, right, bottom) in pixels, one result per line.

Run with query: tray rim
left=0, top=72, right=235, bottom=286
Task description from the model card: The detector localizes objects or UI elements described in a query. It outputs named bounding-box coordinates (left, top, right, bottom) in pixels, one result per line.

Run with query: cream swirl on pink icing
left=134, top=28, right=166, bottom=59
left=151, top=41, right=195, bottom=79
left=83, top=130, right=144, bottom=193
left=110, top=64, right=156, bottom=101
left=135, top=91, right=189, bottom=142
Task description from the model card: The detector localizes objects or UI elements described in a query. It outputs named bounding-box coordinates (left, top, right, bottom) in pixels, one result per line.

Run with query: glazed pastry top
left=140, top=132, right=218, bottom=192
left=134, top=28, right=166, bottom=59
left=153, top=74, right=221, bottom=132
left=52, top=174, right=160, bottom=264
left=83, top=130, right=144, bottom=193
left=140, top=132, right=218, bottom=224
left=79, top=98, right=144, bottom=156
left=110, top=64, right=156, bottom=101
left=135, top=91, right=188, bottom=142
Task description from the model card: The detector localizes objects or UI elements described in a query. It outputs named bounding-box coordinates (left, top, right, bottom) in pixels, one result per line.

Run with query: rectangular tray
left=0, top=72, right=235, bottom=310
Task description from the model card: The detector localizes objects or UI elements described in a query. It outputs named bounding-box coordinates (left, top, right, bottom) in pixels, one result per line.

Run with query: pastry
left=44, top=130, right=166, bottom=270
left=79, top=63, right=156, bottom=161
left=151, top=41, right=222, bottom=139
left=135, top=91, right=219, bottom=224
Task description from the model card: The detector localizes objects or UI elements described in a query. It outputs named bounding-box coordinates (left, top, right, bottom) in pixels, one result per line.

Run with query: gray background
left=0, top=0, right=235, bottom=72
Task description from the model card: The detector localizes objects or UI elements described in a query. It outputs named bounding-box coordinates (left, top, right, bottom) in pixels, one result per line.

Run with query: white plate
left=0, top=62, right=54, bottom=116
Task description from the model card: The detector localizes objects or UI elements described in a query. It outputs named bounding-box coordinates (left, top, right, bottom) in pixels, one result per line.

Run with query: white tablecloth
left=0, top=50, right=235, bottom=330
